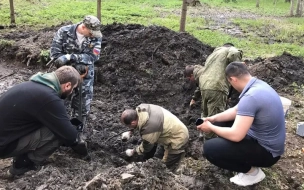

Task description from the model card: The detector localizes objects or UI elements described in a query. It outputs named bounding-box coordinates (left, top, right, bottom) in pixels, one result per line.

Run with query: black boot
left=8, top=154, right=41, bottom=176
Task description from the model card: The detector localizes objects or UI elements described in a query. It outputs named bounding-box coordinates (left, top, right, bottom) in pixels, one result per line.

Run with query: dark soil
left=0, top=23, right=303, bottom=190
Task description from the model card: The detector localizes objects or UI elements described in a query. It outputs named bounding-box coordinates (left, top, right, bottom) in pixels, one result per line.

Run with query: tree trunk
left=296, top=0, right=303, bottom=16
left=97, top=0, right=101, bottom=22
left=273, top=0, right=277, bottom=5
left=9, top=0, right=15, bottom=25
left=285, top=0, right=291, bottom=2
left=179, top=0, right=187, bottom=32
left=290, top=0, right=295, bottom=16
left=256, top=0, right=260, bottom=7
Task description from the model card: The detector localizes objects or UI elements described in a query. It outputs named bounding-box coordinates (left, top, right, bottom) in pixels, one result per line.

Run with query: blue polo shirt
left=237, top=77, right=285, bottom=157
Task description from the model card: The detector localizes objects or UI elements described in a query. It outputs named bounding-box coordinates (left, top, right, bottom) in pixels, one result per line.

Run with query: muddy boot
left=8, top=154, right=41, bottom=176
left=166, top=152, right=186, bottom=173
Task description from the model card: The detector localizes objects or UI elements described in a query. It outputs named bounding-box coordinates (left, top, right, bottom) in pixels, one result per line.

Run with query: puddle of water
left=0, top=64, right=25, bottom=95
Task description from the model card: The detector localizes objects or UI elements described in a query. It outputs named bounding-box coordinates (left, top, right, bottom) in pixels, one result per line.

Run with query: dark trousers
left=154, top=145, right=185, bottom=171
left=203, top=135, right=280, bottom=173
left=143, top=144, right=185, bottom=171
left=1, top=126, right=60, bottom=164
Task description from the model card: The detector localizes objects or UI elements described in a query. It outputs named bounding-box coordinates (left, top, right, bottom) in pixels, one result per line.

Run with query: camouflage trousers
left=71, top=65, right=94, bottom=117
left=200, top=90, right=227, bottom=140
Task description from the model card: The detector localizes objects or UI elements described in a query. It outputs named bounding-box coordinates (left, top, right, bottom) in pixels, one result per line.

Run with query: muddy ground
left=0, top=21, right=304, bottom=190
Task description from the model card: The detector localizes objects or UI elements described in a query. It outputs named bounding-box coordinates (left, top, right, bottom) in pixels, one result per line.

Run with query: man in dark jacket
left=0, top=66, right=86, bottom=176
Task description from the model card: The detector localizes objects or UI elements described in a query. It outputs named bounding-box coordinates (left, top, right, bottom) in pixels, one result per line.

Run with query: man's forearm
left=214, top=106, right=237, bottom=122
left=209, top=125, right=237, bottom=141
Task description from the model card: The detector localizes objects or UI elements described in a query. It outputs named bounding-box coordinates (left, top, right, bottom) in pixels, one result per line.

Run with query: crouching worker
left=121, top=104, right=189, bottom=172
left=0, top=66, right=88, bottom=176
left=197, top=62, right=285, bottom=186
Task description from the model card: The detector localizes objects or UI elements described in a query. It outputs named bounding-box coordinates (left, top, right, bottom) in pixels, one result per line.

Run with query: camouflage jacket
left=135, top=104, right=189, bottom=155
left=50, top=23, right=102, bottom=65
left=199, top=46, right=242, bottom=94
left=192, top=65, right=205, bottom=101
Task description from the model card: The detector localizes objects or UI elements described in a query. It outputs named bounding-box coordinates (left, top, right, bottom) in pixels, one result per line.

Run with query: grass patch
left=233, top=18, right=304, bottom=45
left=0, top=0, right=179, bottom=26
left=200, top=0, right=292, bottom=16
left=0, top=39, right=14, bottom=46
left=190, top=29, right=304, bottom=58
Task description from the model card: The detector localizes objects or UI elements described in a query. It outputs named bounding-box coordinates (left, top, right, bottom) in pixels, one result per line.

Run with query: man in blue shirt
left=197, top=62, right=285, bottom=186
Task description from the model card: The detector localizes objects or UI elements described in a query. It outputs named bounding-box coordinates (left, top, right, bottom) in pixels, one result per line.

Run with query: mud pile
left=249, top=52, right=304, bottom=93
left=80, top=159, right=187, bottom=190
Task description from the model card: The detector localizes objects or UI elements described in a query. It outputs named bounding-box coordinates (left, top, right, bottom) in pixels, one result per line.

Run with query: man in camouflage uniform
left=50, top=15, right=102, bottom=125
left=120, top=104, right=189, bottom=172
left=185, top=43, right=242, bottom=140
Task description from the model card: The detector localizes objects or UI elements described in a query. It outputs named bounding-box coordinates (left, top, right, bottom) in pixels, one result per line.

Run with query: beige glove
left=121, top=131, right=132, bottom=141
left=125, top=149, right=135, bottom=157
left=190, top=99, right=196, bottom=107
left=162, top=149, right=169, bottom=162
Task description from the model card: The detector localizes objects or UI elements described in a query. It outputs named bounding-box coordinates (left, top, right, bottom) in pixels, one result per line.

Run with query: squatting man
left=0, top=66, right=88, bottom=176
left=197, top=62, right=285, bottom=187
left=120, top=104, right=189, bottom=172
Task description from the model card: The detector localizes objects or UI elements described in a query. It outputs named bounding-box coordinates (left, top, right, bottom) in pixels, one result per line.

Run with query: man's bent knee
left=203, top=138, right=224, bottom=158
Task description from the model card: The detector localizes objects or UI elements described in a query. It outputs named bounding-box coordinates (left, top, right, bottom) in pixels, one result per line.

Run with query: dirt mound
left=249, top=52, right=304, bottom=93
left=0, top=22, right=70, bottom=65
left=80, top=159, right=187, bottom=190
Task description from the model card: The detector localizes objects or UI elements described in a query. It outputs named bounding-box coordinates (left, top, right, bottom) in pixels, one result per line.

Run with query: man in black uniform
left=0, top=66, right=87, bottom=176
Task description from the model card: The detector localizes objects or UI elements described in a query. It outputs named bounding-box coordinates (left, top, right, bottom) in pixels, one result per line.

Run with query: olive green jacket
left=135, top=104, right=189, bottom=155
left=192, top=46, right=242, bottom=101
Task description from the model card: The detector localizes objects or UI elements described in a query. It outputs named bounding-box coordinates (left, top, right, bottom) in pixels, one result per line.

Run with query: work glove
left=72, top=133, right=88, bottom=156
left=125, top=149, right=135, bottom=157
left=190, top=99, right=196, bottom=107
left=70, top=118, right=84, bottom=132
left=54, top=54, right=77, bottom=68
left=121, top=131, right=132, bottom=142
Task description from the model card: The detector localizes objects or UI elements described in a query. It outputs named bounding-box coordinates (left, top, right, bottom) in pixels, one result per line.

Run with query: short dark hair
left=55, top=66, right=81, bottom=87
left=225, top=62, right=250, bottom=79
left=223, top=43, right=234, bottom=47
left=184, top=65, right=195, bottom=77
left=121, top=109, right=138, bottom=125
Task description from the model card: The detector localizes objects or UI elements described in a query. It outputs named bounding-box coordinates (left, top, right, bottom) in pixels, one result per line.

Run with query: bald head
left=121, top=109, right=138, bottom=125
left=184, top=65, right=195, bottom=77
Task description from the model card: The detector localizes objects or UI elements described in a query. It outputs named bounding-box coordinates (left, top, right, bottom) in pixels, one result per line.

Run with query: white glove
left=121, top=131, right=131, bottom=140
left=65, top=54, right=71, bottom=60
left=125, top=149, right=135, bottom=157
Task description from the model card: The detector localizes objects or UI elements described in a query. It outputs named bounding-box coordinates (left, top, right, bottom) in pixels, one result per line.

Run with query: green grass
left=0, top=0, right=303, bottom=58
left=233, top=18, right=304, bottom=45
left=0, top=39, right=14, bottom=46
left=200, top=0, right=292, bottom=16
